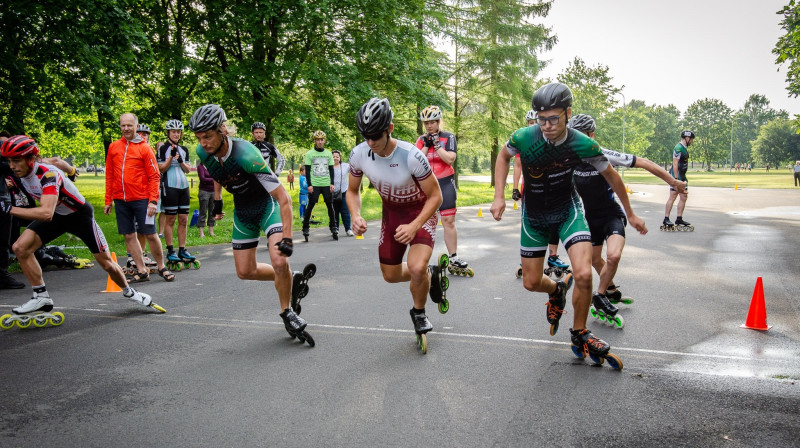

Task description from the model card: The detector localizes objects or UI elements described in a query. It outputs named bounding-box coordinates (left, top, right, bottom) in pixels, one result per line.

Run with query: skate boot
left=605, top=285, right=634, bottom=305
left=428, top=253, right=451, bottom=314
left=589, top=292, right=624, bottom=329
left=1, top=296, right=64, bottom=329
left=143, top=253, right=158, bottom=273
left=124, top=288, right=166, bottom=313
left=447, top=254, right=474, bottom=277
left=290, top=263, right=317, bottom=314
left=166, top=250, right=182, bottom=271
left=0, top=271, right=25, bottom=289
left=544, top=254, right=571, bottom=280
left=178, top=248, right=200, bottom=270
left=280, top=308, right=315, bottom=347
left=660, top=217, right=676, bottom=231
left=410, top=308, right=433, bottom=354
left=331, top=227, right=339, bottom=241
left=546, top=272, right=573, bottom=336
left=302, top=226, right=310, bottom=242
left=124, top=257, right=138, bottom=276
left=675, top=217, right=694, bottom=232
left=570, top=328, right=623, bottom=370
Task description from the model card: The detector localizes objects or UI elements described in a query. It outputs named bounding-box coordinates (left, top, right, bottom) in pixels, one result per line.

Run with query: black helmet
left=356, top=98, right=393, bottom=136
left=532, top=82, right=573, bottom=112
left=568, top=114, right=596, bottom=134
left=251, top=122, right=266, bottom=131
left=681, top=130, right=695, bottom=139
left=189, top=104, right=227, bottom=132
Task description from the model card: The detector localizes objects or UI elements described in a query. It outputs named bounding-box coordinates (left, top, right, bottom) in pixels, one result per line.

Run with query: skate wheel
left=438, top=299, right=449, bottom=314
left=33, top=314, right=50, bottom=327
left=0, top=314, right=15, bottom=330
left=447, top=266, right=455, bottom=275
left=49, top=312, right=65, bottom=326
left=441, top=276, right=449, bottom=291
left=571, top=345, right=585, bottom=359
left=612, top=314, right=624, bottom=329
left=150, top=304, right=167, bottom=313
left=16, top=317, right=31, bottom=329
left=605, top=353, right=623, bottom=370
left=298, top=284, right=309, bottom=299
left=589, top=305, right=599, bottom=319
left=466, top=268, right=474, bottom=277
left=621, top=297, right=634, bottom=305
left=303, top=263, right=317, bottom=278
left=438, top=253, right=449, bottom=269
left=193, top=261, right=201, bottom=269
left=550, top=321, right=559, bottom=336
left=288, top=331, right=297, bottom=340
left=302, top=331, right=315, bottom=347
left=294, top=303, right=302, bottom=315
left=589, top=354, right=605, bottom=365
left=416, top=333, right=428, bottom=354
left=515, top=267, right=522, bottom=279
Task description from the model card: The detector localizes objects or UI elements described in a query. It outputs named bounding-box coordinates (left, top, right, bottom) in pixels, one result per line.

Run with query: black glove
left=176, top=156, right=183, bottom=164
left=0, top=194, right=12, bottom=214
left=423, top=134, right=435, bottom=148
left=275, top=237, right=293, bottom=256
left=213, top=199, right=224, bottom=215
left=171, top=146, right=178, bottom=157
left=512, top=188, right=521, bottom=201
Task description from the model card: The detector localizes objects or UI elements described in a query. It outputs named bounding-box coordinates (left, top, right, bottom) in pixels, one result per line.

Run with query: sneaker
left=13, top=296, right=54, bottom=314
left=125, top=288, right=153, bottom=307
left=0, top=271, right=25, bottom=289
left=346, top=230, right=354, bottom=237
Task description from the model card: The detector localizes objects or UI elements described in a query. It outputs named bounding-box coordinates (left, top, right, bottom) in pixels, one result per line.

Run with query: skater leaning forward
left=490, top=82, right=647, bottom=369
left=189, top=104, right=316, bottom=346
left=0, top=136, right=163, bottom=329
left=347, top=98, right=446, bottom=354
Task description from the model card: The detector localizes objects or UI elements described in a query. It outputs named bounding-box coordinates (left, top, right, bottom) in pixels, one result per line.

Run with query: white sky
left=536, top=0, right=799, bottom=116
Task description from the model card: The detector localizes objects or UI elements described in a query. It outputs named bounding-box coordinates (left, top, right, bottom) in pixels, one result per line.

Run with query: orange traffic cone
left=740, top=277, right=772, bottom=330
left=103, top=252, right=122, bottom=293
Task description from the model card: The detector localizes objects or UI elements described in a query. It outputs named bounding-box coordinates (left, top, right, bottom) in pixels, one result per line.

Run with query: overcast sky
left=535, top=0, right=798, bottom=116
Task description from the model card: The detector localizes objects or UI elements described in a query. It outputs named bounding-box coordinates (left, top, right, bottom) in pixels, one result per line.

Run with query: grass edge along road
left=15, top=167, right=798, bottom=263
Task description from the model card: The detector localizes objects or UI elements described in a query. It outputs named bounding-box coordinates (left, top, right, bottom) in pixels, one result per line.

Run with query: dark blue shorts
left=114, top=199, right=156, bottom=235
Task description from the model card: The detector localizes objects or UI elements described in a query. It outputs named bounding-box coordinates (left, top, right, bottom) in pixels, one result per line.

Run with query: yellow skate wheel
left=151, top=303, right=167, bottom=313
left=33, top=314, right=50, bottom=327
left=0, top=314, right=15, bottom=330
left=466, top=268, right=474, bottom=277
left=605, top=353, right=623, bottom=371
left=49, top=312, right=65, bottom=326
left=16, top=317, right=32, bottom=329
left=416, top=333, right=428, bottom=354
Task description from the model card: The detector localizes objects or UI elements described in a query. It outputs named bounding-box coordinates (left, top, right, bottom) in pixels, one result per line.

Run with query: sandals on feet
left=129, top=271, right=150, bottom=283
left=158, top=267, right=175, bottom=282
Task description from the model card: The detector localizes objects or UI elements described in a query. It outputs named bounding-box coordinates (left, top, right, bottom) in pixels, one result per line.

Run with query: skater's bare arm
left=512, top=155, right=521, bottom=190
left=10, top=194, right=58, bottom=222
left=394, top=175, right=442, bottom=245
left=600, top=165, right=647, bottom=234
left=635, top=157, right=686, bottom=194
left=269, top=185, right=293, bottom=241
left=490, top=145, right=512, bottom=221
left=347, top=173, right=366, bottom=235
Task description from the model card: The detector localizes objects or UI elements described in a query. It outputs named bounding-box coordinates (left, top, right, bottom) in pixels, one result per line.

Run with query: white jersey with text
left=348, top=139, right=433, bottom=207
left=19, top=162, right=86, bottom=215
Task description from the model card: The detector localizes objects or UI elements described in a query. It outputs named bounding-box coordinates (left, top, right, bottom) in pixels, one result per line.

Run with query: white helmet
left=419, top=105, right=443, bottom=121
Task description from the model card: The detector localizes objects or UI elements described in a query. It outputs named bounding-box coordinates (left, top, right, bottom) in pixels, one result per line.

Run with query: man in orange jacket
left=104, top=113, right=173, bottom=282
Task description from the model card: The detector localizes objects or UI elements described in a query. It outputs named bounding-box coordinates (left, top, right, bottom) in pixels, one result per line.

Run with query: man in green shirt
left=302, top=131, right=336, bottom=241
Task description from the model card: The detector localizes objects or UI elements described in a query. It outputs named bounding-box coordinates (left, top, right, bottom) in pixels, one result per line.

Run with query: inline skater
left=0, top=135, right=163, bottom=328
left=415, top=106, right=470, bottom=276
left=347, top=98, right=446, bottom=354
left=490, top=83, right=647, bottom=369
left=569, top=114, right=685, bottom=328
left=663, top=130, right=694, bottom=230
left=189, top=104, right=315, bottom=346
left=157, top=119, right=196, bottom=270
left=302, top=131, right=336, bottom=241
left=251, top=122, right=286, bottom=175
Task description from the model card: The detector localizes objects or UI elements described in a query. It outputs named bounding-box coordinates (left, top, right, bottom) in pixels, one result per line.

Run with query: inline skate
left=302, top=226, right=310, bottom=242
left=660, top=217, right=676, bottom=232
left=124, top=253, right=157, bottom=276
left=124, top=288, right=166, bottom=313
left=281, top=308, right=315, bottom=347
left=569, top=328, right=623, bottom=370
left=674, top=217, right=694, bottom=232
left=0, top=297, right=64, bottom=329
left=178, top=248, right=201, bottom=270
left=605, top=285, right=634, bottom=305
left=546, top=272, right=573, bottom=336
left=429, top=253, right=451, bottom=314
left=290, top=263, right=317, bottom=315
left=514, top=263, right=523, bottom=279
left=166, top=250, right=182, bottom=271
left=410, top=308, right=433, bottom=354
left=544, top=254, right=571, bottom=282
left=331, top=226, right=339, bottom=241
left=447, top=254, right=474, bottom=277
left=589, top=292, right=624, bottom=329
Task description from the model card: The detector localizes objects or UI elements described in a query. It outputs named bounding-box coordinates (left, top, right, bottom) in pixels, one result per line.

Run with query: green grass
left=618, top=166, right=798, bottom=190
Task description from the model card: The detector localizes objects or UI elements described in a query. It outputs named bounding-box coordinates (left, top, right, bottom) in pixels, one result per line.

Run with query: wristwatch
left=149, top=200, right=158, bottom=205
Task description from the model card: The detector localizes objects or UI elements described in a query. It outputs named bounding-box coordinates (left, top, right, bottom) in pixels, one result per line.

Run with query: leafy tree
left=596, top=99, right=653, bottom=158
left=643, top=104, right=682, bottom=166
left=731, top=94, right=788, bottom=165
left=752, top=118, right=800, bottom=167
left=683, top=98, right=733, bottom=169
left=557, top=57, right=620, bottom=121
left=774, top=1, right=800, bottom=109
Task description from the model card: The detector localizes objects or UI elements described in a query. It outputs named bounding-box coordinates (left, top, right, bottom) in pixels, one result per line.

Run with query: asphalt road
left=1, top=183, right=799, bottom=447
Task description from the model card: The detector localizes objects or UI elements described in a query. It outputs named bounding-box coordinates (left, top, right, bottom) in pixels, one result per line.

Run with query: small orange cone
left=740, top=277, right=772, bottom=330
left=477, top=208, right=483, bottom=217
left=103, top=252, right=123, bottom=293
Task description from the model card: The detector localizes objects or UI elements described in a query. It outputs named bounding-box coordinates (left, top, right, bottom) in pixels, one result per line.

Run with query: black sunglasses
left=362, top=131, right=385, bottom=141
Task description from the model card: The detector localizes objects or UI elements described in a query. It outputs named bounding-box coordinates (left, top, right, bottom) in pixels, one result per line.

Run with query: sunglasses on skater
left=362, top=131, right=385, bottom=141
left=536, top=113, right=563, bottom=126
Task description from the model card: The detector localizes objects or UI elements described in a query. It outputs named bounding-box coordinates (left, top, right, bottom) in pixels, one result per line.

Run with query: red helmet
left=0, top=135, right=39, bottom=158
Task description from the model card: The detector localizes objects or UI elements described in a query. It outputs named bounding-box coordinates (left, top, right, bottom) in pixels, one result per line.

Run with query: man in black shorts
left=0, top=135, right=162, bottom=318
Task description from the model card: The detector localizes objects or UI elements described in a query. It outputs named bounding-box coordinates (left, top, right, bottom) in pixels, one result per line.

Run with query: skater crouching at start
left=347, top=98, right=446, bottom=354
left=490, top=83, right=647, bottom=370
left=0, top=136, right=163, bottom=329
left=189, top=104, right=316, bottom=346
